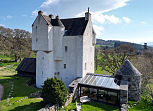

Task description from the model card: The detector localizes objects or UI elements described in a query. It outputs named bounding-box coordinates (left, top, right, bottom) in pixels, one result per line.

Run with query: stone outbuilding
left=115, top=59, right=141, bottom=101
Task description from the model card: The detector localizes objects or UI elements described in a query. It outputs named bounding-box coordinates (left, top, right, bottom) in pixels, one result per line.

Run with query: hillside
left=96, top=39, right=152, bottom=50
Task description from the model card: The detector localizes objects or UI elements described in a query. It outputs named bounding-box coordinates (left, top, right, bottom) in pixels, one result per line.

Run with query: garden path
left=0, top=84, right=3, bottom=101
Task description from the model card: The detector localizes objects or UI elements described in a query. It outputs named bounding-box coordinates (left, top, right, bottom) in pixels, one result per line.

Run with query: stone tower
left=115, top=59, right=141, bottom=101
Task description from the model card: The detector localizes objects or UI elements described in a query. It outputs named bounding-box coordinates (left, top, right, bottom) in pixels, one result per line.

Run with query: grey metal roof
left=115, top=59, right=141, bottom=76
left=79, top=74, right=127, bottom=90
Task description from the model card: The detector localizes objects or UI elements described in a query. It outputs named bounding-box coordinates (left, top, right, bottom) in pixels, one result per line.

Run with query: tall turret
left=52, top=16, right=65, bottom=60
left=32, top=11, right=55, bottom=88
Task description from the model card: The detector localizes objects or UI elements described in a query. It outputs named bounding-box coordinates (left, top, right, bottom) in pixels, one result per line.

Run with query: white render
left=32, top=11, right=96, bottom=88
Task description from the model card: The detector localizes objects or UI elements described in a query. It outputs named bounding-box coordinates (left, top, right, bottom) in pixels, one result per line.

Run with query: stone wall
left=120, top=90, right=128, bottom=105
left=121, top=75, right=141, bottom=101
left=38, top=104, right=59, bottom=111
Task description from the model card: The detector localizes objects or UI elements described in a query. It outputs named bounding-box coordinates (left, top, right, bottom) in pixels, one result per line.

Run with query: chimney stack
left=49, top=14, right=54, bottom=19
left=85, top=7, right=91, bottom=21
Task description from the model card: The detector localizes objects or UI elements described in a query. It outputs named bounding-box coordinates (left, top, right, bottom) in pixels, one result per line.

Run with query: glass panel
left=83, top=75, right=91, bottom=84
left=88, top=88, right=97, bottom=100
left=80, top=75, right=88, bottom=83
left=97, top=76, right=106, bottom=86
left=101, top=77, right=109, bottom=87
left=88, top=76, right=96, bottom=85
left=105, top=78, right=113, bottom=88
left=92, top=76, right=100, bottom=86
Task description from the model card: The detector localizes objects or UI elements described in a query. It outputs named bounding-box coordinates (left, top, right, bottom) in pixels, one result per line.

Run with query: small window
left=65, top=46, right=68, bottom=52
left=64, top=64, right=66, bottom=69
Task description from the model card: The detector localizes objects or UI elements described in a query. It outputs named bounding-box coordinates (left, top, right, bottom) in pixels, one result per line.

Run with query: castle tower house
left=32, top=9, right=96, bottom=88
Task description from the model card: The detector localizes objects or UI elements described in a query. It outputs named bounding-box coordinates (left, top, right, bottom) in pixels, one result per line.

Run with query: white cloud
left=140, top=21, right=146, bottom=24
left=76, top=11, right=120, bottom=24
left=6, top=15, right=13, bottom=19
left=98, top=0, right=130, bottom=13
left=33, top=0, right=130, bottom=16
left=32, top=0, right=131, bottom=38
left=122, top=17, right=131, bottom=23
left=0, top=24, right=5, bottom=27
left=40, top=0, right=59, bottom=8
left=32, top=10, right=38, bottom=16
left=93, top=25, right=104, bottom=38
left=104, top=15, right=120, bottom=24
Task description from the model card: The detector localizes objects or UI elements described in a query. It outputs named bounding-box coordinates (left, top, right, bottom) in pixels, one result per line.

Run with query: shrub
left=41, top=77, right=68, bottom=106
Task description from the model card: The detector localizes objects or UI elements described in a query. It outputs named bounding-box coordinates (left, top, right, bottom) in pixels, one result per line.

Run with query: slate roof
left=42, top=15, right=88, bottom=36
left=115, top=59, right=141, bottom=76
left=16, top=58, right=36, bottom=74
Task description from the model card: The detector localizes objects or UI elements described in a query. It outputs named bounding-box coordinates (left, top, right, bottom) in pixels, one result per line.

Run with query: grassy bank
left=0, top=54, right=44, bottom=111
left=0, top=76, right=44, bottom=111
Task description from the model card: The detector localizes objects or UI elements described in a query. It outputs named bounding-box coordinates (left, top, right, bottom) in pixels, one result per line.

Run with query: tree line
left=0, top=26, right=32, bottom=62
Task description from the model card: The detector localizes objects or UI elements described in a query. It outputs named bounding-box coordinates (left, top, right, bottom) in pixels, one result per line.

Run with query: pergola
left=78, top=73, right=128, bottom=106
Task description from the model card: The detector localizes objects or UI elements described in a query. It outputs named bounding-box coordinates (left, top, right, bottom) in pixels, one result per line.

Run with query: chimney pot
left=56, top=16, right=59, bottom=19
left=38, top=10, right=43, bottom=15
left=49, top=14, right=54, bottom=19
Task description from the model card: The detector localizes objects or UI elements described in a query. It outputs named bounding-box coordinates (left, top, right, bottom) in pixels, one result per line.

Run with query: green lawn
left=0, top=76, right=44, bottom=111
left=59, top=101, right=118, bottom=111
left=0, top=54, right=44, bottom=111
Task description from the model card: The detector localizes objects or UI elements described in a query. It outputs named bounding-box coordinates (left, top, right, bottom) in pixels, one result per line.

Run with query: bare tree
left=133, top=51, right=153, bottom=103
left=99, top=44, right=136, bottom=74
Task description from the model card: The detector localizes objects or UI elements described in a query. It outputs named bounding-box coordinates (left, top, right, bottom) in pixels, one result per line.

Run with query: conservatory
left=78, top=73, right=128, bottom=106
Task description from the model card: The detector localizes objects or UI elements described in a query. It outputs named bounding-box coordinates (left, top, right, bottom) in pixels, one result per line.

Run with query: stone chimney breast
left=85, top=7, right=91, bottom=21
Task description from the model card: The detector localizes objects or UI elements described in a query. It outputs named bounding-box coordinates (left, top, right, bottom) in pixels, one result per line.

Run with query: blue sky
left=0, top=0, right=153, bottom=43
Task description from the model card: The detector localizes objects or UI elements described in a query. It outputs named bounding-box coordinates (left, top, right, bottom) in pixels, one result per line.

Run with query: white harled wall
left=32, top=15, right=53, bottom=51
left=53, top=26, right=65, bottom=60
left=36, top=51, right=55, bottom=88
left=57, top=36, right=83, bottom=86
left=82, top=19, right=95, bottom=77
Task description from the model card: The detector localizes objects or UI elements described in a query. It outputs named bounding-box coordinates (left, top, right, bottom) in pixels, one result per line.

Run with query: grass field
left=0, top=76, right=44, bottom=111
left=0, top=54, right=44, bottom=111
